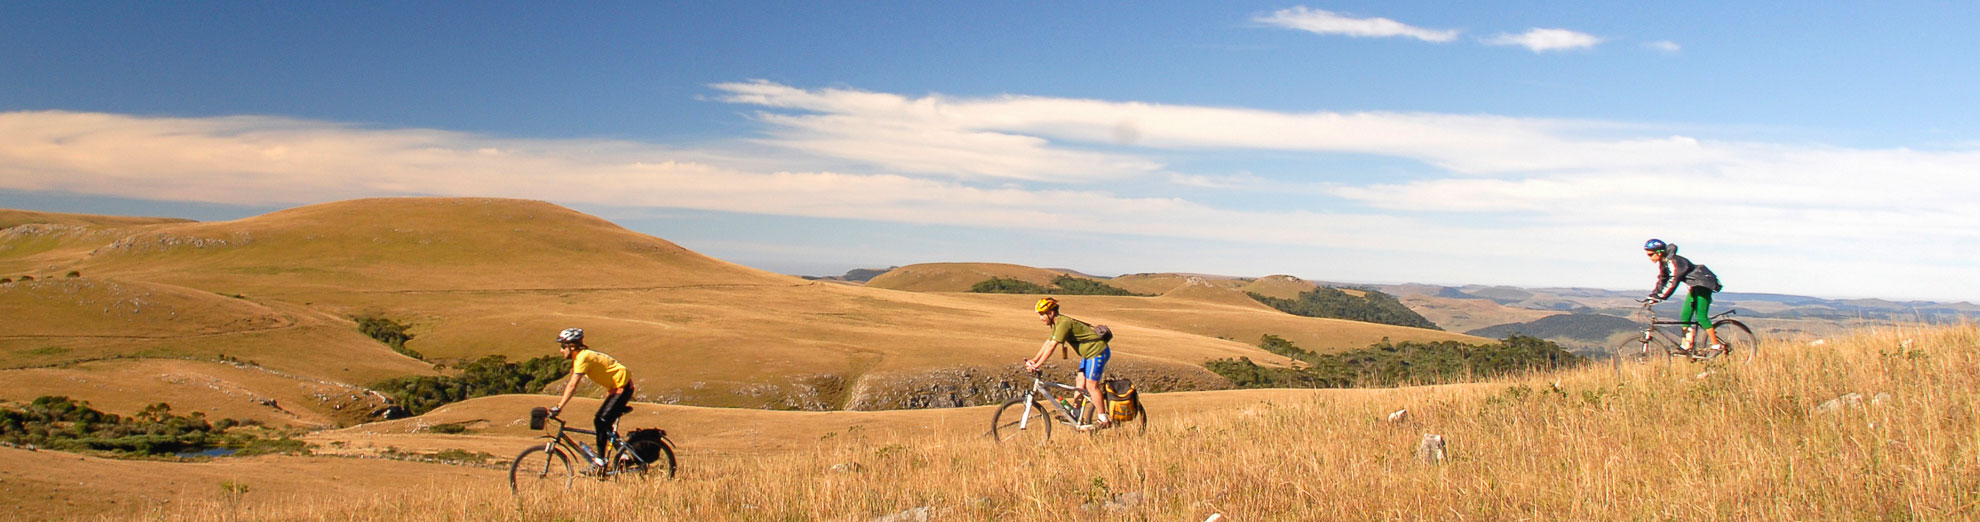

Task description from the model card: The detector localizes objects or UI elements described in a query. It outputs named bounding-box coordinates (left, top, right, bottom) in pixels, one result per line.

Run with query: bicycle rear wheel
left=1711, top=319, right=1759, bottom=364
left=991, top=398, right=1053, bottom=444
left=509, top=445, right=574, bottom=494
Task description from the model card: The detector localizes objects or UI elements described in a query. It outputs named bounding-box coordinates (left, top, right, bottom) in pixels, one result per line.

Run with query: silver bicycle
left=990, top=369, right=1146, bottom=444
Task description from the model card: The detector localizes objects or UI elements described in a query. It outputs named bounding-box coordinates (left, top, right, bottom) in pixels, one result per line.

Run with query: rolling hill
left=3, top=198, right=1494, bottom=428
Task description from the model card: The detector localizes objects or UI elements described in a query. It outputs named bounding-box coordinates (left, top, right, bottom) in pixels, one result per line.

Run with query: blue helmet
left=1643, top=239, right=1669, bottom=253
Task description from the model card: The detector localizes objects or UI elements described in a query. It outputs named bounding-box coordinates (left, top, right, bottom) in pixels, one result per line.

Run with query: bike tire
left=624, top=439, right=677, bottom=479
left=991, top=398, right=1053, bottom=445
left=1711, top=319, right=1759, bottom=364
left=509, top=445, right=574, bottom=494
left=1128, top=401, right=1147, bottom=435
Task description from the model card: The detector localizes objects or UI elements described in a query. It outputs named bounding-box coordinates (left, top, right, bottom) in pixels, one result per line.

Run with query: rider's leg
left=593, top=388, right=633, bottom=463
left=1079, top=348, right=1111, bottom=425
left=1690, top=288, right=1721, bottom=346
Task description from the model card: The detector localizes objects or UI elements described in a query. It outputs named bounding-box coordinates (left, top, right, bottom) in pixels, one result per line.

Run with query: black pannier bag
left=626, top=428, right=667, bottom=463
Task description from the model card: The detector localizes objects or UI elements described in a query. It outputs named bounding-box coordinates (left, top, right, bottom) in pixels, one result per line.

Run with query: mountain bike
left=1613, top=298, right=1758, bottom=368
left=509, top=408, right=676, bottom=494
left=990, top=369, right=1146, bottom=444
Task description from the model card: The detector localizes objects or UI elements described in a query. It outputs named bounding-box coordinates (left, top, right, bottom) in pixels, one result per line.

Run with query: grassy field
left=113, top=322, right=1980, bottom=521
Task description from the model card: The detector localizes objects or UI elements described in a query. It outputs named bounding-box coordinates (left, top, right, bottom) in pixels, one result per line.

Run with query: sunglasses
left=1645, top=251, right=1662, bottom=256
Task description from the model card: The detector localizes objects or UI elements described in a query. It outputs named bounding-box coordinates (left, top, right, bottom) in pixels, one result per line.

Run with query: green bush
left=370, top=355, right=567, bottom=416
left=1248, top=287, right=1440, bottom=330
left=65, top=271, right=80, bottom=278
left=971, top=277, right=1050, bottom=294
left=970, top=275, right=1149, bottom=296
left=0, top=397, right=280, bottom=457
left=1206, top=334, right=1582, bottom=389
left=354, top=315, right=422, bottom=360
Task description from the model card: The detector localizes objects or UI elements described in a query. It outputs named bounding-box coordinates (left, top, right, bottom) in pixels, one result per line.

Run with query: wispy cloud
left=1646, top=40, right=1682, bottom=53
left=1254, top=6, right=1458, bottom=42
left=1484, top=28, right=1604, bottom=53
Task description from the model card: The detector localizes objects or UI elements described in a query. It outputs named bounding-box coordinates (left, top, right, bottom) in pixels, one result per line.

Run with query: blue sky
left=4, top=2, right=1978, bottom=302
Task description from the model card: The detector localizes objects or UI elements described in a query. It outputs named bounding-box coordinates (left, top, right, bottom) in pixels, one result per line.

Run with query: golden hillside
left=11, top=198, right=1431, bottom=424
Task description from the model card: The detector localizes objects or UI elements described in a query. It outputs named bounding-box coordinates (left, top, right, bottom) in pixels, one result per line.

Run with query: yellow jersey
left=572, top=349, right=630, bottom=391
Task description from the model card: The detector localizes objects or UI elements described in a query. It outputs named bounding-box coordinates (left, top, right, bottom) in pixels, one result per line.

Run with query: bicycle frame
left=539, top=416, right=651, bottom=477
left=1014, top=373, right=1091, bottom=430
left=1632, top=301, right=1737, bottom=358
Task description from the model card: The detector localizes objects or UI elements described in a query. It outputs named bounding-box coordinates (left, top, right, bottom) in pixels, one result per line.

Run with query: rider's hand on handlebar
left=547, top=407, right=561, bottom=418
left=1023, top=359, right=1040, bottom=372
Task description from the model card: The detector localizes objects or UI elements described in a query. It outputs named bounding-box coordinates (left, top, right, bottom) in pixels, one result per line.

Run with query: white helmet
left=556, top=328, right=584, bottom=344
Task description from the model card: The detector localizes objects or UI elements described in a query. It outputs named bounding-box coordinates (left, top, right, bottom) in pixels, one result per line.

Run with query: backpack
left=1093, top=324, right=1113, bottom=342
left=1102, top=379, right=1138, bottom=422
left=625, top=428, right=667, bottom=463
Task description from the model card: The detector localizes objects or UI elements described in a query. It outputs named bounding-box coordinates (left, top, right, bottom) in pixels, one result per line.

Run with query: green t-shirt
left=1050, top=315, right=1109, bottom=359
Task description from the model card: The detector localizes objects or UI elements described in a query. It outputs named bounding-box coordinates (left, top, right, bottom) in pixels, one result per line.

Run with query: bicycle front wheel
left=509, top=445, right=574, bottom=494
left=991, top=398, right=1053, bottom=445
left=1711, top=319, right=1759, bottom=364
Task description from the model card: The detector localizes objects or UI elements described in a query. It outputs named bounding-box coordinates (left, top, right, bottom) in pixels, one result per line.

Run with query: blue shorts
left=1078, top=348, right=1111, bottom=381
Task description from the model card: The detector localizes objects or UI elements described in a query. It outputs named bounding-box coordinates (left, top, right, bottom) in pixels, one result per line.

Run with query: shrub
left=354, top=315, right=421, bottom=360
left=970, top=275, right=1149, bottom=296
left=1248, top=287, right=1440, bottom=330
left=16, top=275, right=31, bottom=282
left=0, top=397, right=269, bottom=457
left=0, top=278, right=10, bottom=284
left=1206, top=334, right=1582, bottom=389
left=370, top=355, right=567, bottom=416
left=65, top=271, right=80, bottom=278
left=971, top=277, right=1050, bottom=294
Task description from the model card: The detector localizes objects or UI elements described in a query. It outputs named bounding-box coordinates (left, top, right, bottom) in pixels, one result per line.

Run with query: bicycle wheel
left=623, top=439, right=677, bottom=479
left=991, top=398, right=1053, bottom=444
left=1711, top=319, right=1759, bottom=364
left=1612, top=336, right=1662, bottom=365
left=1127, top=401, right=1147, bottom=435
left=509, top=445, right=574, bottom=494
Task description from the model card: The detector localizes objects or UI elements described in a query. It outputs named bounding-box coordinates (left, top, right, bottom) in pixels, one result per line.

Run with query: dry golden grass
left=126, top=323, right=1979, bottom=521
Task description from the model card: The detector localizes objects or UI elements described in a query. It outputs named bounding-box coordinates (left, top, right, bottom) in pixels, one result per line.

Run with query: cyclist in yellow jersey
left=548, top=328, right=634, bottom=467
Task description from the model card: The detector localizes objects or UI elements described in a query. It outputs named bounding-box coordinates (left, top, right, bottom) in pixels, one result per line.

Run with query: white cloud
left=1646, top=40, right=1681, bottom=53
left=7, top=83, right=1980, bottom=300
left=1255, top=6, right=1459, bottom=42
left=1484, top=28, right=1603, bottom=53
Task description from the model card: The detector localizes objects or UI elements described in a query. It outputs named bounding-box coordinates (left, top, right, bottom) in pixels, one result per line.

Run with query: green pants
left=1680, top=287, right=1714, bottom=331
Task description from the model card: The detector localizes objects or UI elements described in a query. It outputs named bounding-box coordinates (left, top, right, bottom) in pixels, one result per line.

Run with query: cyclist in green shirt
left=1022, top=297, right=1112, bottom=429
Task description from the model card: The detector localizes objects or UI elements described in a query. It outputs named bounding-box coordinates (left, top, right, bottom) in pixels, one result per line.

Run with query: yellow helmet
left=1034, top=297, right=1060, bottom=314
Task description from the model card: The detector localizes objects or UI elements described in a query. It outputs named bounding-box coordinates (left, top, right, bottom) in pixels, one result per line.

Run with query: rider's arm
left=552, top=372, right=582, bottom=414
left=1025, top=338, right=1058, bottom=369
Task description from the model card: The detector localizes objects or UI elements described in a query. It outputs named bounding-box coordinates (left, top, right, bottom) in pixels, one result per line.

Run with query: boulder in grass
left=1387, top=409, right=1409, bottom=424
left=872, top=506, right=930, bottom=522
left=1418, top=433, right=1447, bottom=464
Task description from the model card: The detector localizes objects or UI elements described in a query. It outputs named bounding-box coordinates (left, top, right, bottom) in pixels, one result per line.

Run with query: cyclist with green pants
left=1643, top=239, right=1725, bottom=352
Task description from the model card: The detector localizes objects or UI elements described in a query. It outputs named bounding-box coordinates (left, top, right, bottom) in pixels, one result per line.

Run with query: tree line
left=971, top=275, right=1148, bottom=296
left=1205, top=334, right=1583, bottom=389
left=1247, top=287, right=1441, bottom=330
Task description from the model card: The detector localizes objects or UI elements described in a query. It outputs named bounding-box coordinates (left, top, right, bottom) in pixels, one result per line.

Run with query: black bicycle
left=1613, top=298, right=1759, bottom=367
left=509, top=407, right=676, bottom=494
